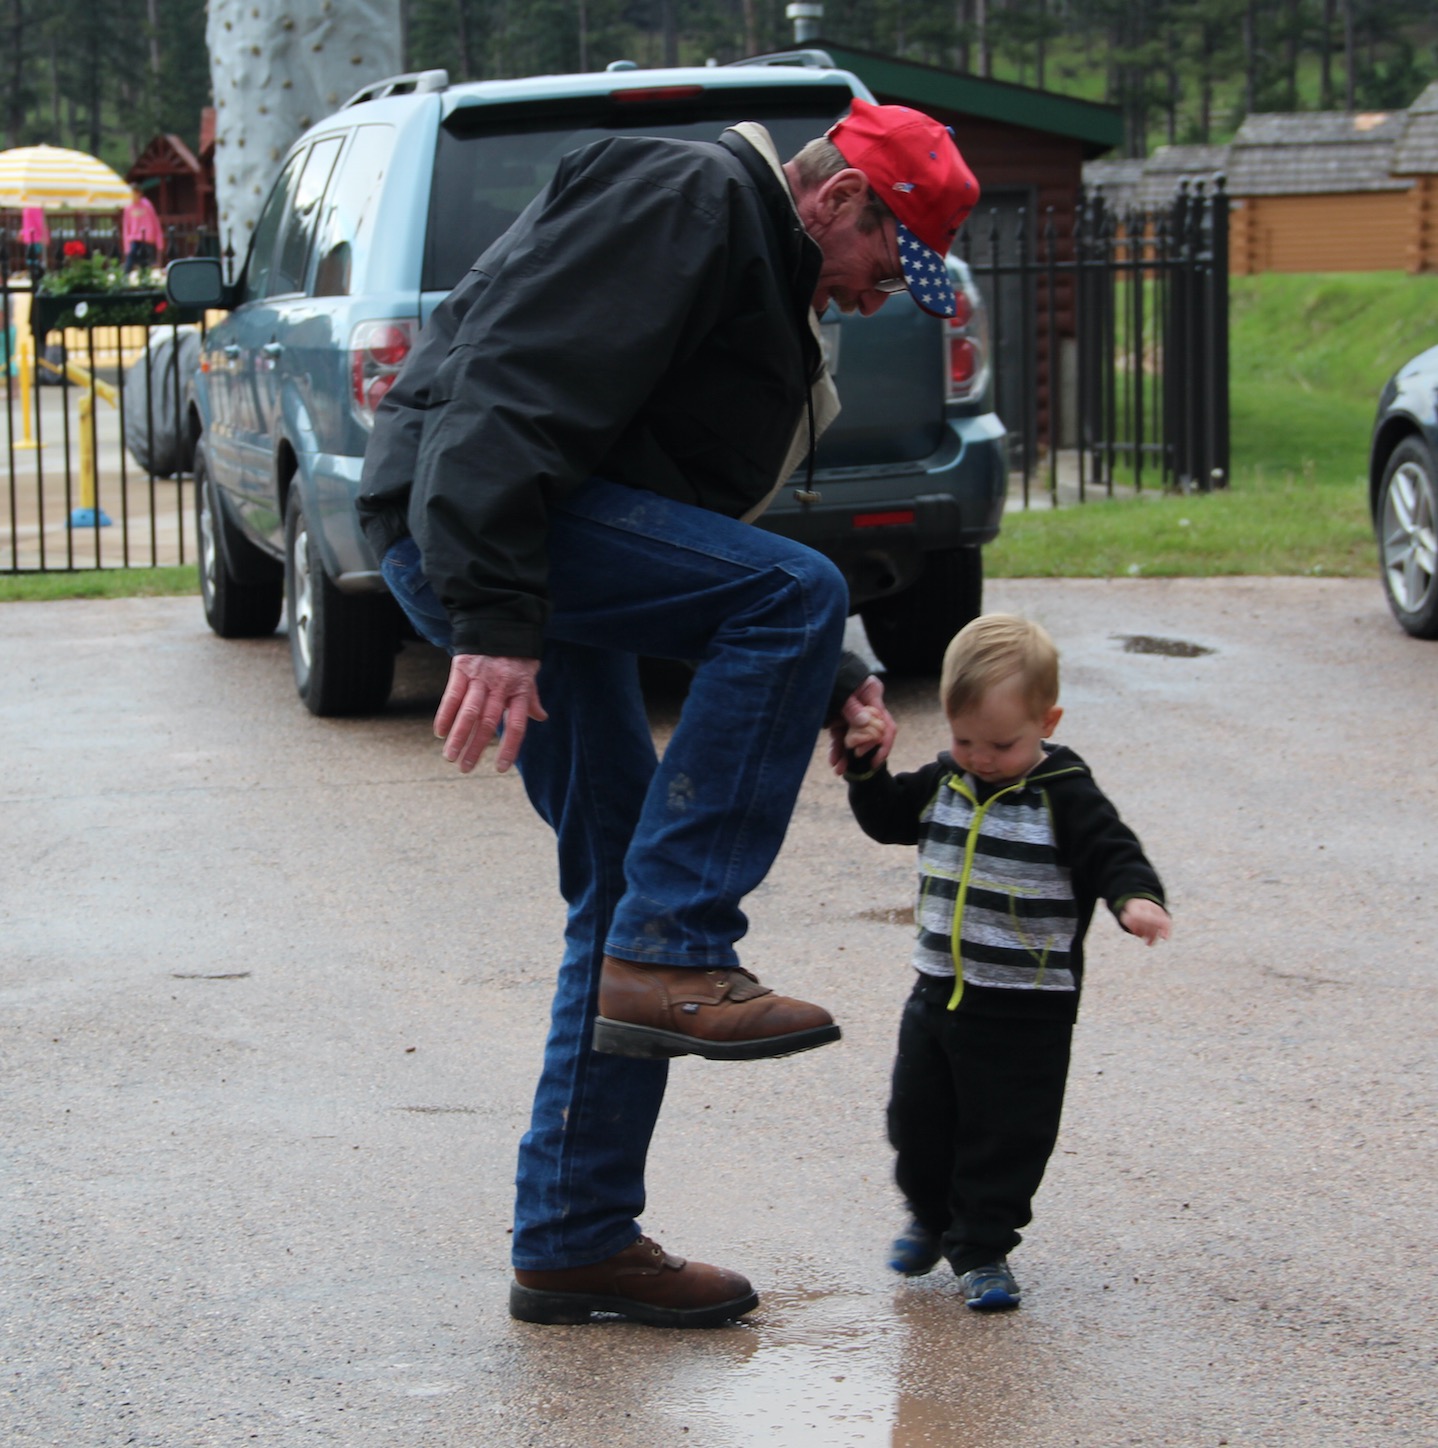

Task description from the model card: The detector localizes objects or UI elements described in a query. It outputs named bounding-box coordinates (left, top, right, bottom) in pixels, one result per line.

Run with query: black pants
left=887, top=974, right=1073, bottom=1274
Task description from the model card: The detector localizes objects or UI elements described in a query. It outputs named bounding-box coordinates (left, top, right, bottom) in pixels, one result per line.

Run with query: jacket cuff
left=825, top=649, right=876, bottom=726
left=357, top=507, right=409, bottom=566
left=1110, top=892, right=1168, bottom=924
left=844, top=747, right=884, bottom=782
left=449, top=617, right=546, bottom=658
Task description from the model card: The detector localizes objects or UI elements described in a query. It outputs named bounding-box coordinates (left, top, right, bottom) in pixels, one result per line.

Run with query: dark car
left=168, top=55, right=1008, bottom=714
left=1370, top=343, right=1438, bottom=638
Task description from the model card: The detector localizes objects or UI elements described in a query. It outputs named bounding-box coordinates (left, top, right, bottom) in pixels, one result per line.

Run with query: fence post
left=1043, top=206, right=1059, bottom=510
left=1208, top=177, right=1231, bottom=489
left=1132, top=207, right=1145, bottom=494
left=1164, top=183, right=1192, bottom=489
left=1100, top=203, right=1118, bottom=495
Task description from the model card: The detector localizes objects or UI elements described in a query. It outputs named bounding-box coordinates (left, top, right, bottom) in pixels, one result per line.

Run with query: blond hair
left=940, top=614, right=1059, bottom=720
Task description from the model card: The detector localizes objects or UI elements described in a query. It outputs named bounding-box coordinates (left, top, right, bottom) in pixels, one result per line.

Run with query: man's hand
left=434, top=654, right=547, bottom=774
left=1119, top=898, right=1172, bottom=946
left=828, top=674, right=898, bottom=775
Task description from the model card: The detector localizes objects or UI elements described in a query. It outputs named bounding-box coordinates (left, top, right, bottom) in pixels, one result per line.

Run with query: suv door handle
left=260, top=342, right=283, bottom=359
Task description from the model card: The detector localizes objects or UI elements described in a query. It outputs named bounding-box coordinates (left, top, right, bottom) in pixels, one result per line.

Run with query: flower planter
left=31, top=290, right=203, bottom=336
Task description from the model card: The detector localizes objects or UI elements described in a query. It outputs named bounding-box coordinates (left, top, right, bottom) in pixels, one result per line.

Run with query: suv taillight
left=350, top=319, right=416, bottom=428
left=943, top=280, right=989, bottom=404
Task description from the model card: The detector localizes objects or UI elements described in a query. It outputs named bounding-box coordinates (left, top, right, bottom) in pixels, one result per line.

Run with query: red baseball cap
left=827, top=97, right=981, bottom=318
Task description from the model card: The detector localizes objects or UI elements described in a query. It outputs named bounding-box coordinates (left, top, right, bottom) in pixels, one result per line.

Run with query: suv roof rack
left=726, top=49, right=837, bottom=70
left=342, top=69, right=450, bottom=109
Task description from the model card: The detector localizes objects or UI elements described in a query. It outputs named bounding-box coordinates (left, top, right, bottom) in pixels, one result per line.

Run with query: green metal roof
left=814, top=41, right=1123, bottom=155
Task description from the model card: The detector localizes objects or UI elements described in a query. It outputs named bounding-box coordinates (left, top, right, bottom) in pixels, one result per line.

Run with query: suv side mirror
left=166, top=257, right=233, bottom=310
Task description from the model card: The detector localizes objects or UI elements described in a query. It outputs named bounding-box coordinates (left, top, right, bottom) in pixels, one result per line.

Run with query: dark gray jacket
left=356, top=128, right=832, bottom=661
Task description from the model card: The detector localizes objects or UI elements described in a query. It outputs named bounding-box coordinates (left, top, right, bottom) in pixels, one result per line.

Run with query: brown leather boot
left=510, top=1236, right=758, bottom=1327
left=592, top=955, right=840, bottom=1061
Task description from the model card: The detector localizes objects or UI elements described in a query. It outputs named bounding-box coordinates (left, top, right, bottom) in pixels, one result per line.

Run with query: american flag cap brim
left=897, top=223, right=957, bottom=319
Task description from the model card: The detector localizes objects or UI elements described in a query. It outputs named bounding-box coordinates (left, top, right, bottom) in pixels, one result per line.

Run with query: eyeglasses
left=873, top=219, right=906, bottom=294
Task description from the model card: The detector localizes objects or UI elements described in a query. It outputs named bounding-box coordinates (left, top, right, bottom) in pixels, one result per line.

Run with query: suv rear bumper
left=756, top=411, right=1007, bottom=605
left=333, top=411, right=1008, bottom=602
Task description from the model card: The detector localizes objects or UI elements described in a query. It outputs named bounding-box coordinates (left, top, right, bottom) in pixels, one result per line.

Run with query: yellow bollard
left=61, top=359, right=115, bottom=529
left=77, top=387, right=97, bottom=511
left=13, top=334, right=43, bottom=451
left=53, top=352, right=117, bottom=528
left=26, top=345, right=117, bottom=524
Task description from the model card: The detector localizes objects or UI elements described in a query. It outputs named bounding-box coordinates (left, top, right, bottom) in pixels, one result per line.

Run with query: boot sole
left=509, top=1281, right=760, bottom=1327
left=591, top=1017, right=841, bottom=1061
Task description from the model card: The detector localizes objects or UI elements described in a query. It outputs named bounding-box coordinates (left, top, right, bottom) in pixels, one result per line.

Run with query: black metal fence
left=2, top=187, right=1232, bottom=575
left=959, top=179, right=1230, bottom=507
left=2, top=244, right=207, bottom=573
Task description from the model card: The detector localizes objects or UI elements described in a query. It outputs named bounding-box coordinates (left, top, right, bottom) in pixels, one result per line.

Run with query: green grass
left=0, top=565, right=198, bottom=602
left=988, top=467, right=1373, bottom=578
left=988, top=270, right=1438, bottom=579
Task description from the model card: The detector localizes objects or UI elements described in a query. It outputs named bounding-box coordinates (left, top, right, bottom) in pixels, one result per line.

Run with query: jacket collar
left=946, top=742, right=1090, bottom=803
left=719, top=125, right=822, bottom=312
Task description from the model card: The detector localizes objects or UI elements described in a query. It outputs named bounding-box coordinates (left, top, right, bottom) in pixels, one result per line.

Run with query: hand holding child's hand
left=829, top=675, right=897, bottom=776
left=1120, top=898, right=1172, bottom=945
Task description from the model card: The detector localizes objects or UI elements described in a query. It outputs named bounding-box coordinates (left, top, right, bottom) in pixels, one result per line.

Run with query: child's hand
left=828, top=675, right=897, bottom=775
left=1120, top=898, right=1171, bottom=945
left=845, top=709, right=889, bottom=754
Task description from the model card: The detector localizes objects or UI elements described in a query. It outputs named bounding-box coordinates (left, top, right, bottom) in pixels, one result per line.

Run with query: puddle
left=1114, top=634, right=1214, bottom=658
left=660, top=1288, right=1023, bottom=1446
left=650, top=1284, right=1060, bottom=1446
left=669, top=1292, right=899, bottom=1445
left=856, top=905, right=914, bottom=926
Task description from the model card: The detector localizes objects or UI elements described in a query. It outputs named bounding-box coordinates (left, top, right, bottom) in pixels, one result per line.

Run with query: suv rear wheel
left=196, top=445, right=284, bottom=639
left=284, top=488, right=398, bottom=715
left=859, top=545, right=983, bottom=676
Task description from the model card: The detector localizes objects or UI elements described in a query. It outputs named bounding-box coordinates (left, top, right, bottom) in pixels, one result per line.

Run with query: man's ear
left=818, top=167, right=870, bottom=218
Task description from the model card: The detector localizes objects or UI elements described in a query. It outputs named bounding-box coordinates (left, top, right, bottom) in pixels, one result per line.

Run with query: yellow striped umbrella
left=0, top=145, right=133, bottom=211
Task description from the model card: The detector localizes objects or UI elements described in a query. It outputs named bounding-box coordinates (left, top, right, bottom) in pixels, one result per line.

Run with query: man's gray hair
left=789, top=136, right=894, bottom=235
left=788, top=136, right=849, bottom=187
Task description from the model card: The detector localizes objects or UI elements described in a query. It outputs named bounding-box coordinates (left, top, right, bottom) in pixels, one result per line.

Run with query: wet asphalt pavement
left=2, top=578, right=1435, bottom=1447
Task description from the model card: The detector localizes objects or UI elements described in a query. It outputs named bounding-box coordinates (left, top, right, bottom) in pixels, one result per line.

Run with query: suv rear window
left=423, top=84, right=855, bottom=292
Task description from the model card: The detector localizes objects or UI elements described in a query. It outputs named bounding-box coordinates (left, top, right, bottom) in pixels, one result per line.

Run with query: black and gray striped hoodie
left=846, top=742, right=1166, bottom=1022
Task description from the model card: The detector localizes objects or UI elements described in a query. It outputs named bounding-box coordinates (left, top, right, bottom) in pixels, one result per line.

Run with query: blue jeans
left=382, top=479, right=849, bottom=1269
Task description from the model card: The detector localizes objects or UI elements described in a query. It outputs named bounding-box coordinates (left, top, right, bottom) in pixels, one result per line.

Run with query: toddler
left=845, top=614, right=1170, bottom=1310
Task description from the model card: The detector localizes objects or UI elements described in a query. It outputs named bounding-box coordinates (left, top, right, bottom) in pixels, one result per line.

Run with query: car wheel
left=195, top=445, right=283, bottom=639
left=284, top=487, right=398, bottom=716
left=1377, top=436, right=1438, bottom=640
left=859, top=545, right=984, bottom=676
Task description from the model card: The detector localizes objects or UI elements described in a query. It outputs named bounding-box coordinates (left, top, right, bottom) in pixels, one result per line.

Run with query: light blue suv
left=168, top=53, right=1008, bottom=714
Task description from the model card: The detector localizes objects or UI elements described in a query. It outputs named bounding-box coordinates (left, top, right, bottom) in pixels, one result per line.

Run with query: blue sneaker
left=888, top=1219, right=942, bottom=1276
left=957, top=1259, right=1021, bottom=1310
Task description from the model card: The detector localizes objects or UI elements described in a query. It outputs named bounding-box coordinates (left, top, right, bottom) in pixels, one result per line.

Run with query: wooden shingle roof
left=1227, top=110, right=1410, bottom=195
left=1393, top=82, right=1438, bottom=175
left=1136, top=144, right=1227, bottom=206
left=1083, top=145, right=1226, bottom=212
left=1082, top=157, right=1145, bottom=210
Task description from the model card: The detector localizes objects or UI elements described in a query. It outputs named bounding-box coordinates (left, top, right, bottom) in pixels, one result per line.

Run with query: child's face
left=947, top=676, right=1063, bottom=785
